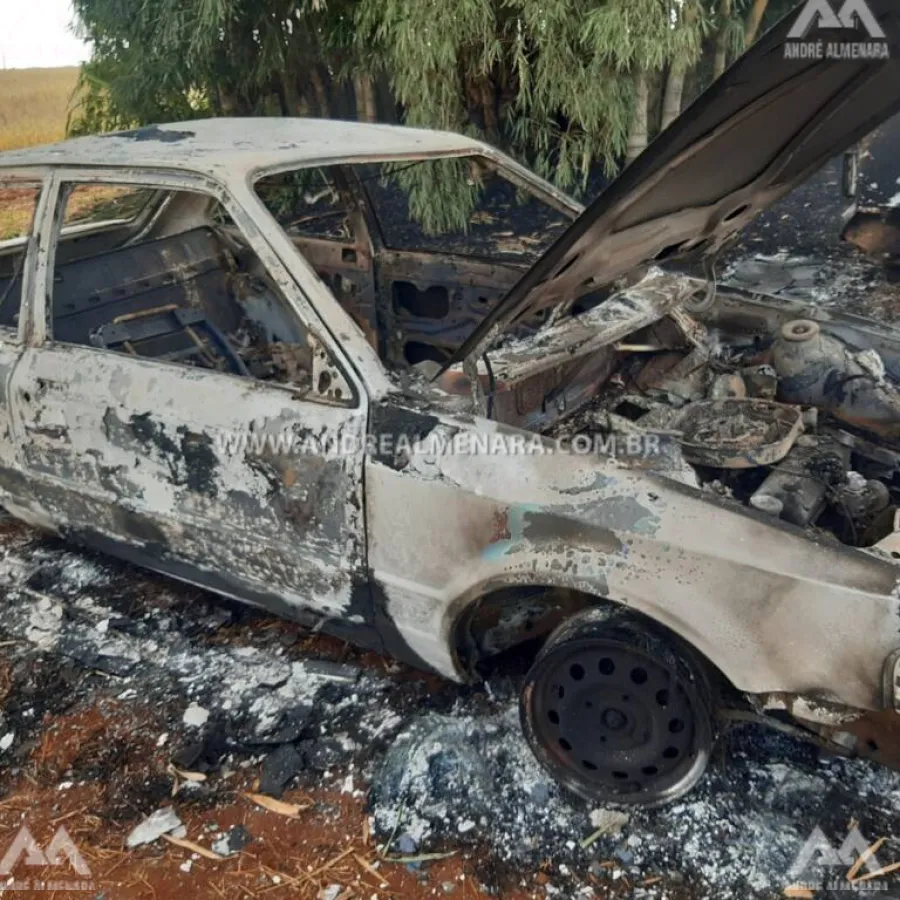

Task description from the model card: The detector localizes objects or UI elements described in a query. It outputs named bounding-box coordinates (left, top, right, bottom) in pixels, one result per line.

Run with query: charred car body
left=2, top=2, right=900, bottom=806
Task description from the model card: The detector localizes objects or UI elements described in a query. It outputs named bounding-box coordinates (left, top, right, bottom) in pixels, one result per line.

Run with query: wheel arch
left=449, top=583, right=734, bottom=694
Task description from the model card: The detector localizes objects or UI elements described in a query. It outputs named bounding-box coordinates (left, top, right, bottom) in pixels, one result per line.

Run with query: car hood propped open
left=447, top=0, right=900, bottom=367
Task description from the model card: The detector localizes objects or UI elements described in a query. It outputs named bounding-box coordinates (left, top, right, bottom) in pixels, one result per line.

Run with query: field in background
left=0, top=67, right=81, bottom=152
left=0, top=67, right=85, bottom=239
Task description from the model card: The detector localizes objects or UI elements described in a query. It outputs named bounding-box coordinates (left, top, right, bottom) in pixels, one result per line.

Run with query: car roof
left=0, top=117, right=488, bottom=179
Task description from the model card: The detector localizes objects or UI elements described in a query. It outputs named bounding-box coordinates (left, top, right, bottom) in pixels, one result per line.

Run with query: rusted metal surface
left=843, top=207, right=900, bottom=268
left=842, top=709, right=900, bottom=771
left=375, top=249, right=525, bottom=367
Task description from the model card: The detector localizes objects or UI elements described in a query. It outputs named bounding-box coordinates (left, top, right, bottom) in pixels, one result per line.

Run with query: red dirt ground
left=0, top=699, right=544, bottom=900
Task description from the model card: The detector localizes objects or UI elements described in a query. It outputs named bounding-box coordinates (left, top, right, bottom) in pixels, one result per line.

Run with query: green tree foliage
left=353, top=0, right=711, bottom=185
left=69, top=0, right=355, bottom=131
left=390, top=158, right=482, bottom=235
left=68, top=0, right=784, bottom=227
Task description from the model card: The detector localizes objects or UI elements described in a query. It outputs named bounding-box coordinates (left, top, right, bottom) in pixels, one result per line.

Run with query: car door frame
left=15, top=163, right=385, bottom=643
left=257, top=166, right=382, bottom=353
left=342, top=153, right=582, bottom=367
left=0, top=167, right=52, bottom=526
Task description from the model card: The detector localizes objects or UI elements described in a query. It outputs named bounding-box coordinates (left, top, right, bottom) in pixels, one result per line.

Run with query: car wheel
left=520, top=609, right=714, bottom=806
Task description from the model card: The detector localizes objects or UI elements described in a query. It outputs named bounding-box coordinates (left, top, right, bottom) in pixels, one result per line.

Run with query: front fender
left=366, top=415, right=900, bottom=707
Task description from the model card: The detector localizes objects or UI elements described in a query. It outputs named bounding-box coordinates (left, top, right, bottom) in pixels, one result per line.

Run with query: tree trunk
left=478, top=75, right=499, bottom=144
left=744, top=0, right=769, bottom=45
left=309, top=65, right=330, bottom=117
left=211, top=84, right=224, bottom=116
left=274, top=79, right=289, bottom=116
left=661, top=63, right=687, bottom=130
left=626, top=72, right=649, bottom=164
left=280, top=73, right=304, bottom=116
left=353, top=73, right=377, bottom=122
left=714, top=0, right=733, bottom=79
left=219, top=86, right=241, bottom=116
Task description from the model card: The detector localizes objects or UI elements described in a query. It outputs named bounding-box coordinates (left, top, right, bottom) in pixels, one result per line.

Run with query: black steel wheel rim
left=524, top=638, right=708, bottom=802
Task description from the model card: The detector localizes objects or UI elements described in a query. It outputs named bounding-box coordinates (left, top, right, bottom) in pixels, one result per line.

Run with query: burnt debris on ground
left=719, top=152, right=900, bottom=323
left=2, top=518, right=900, bottom=899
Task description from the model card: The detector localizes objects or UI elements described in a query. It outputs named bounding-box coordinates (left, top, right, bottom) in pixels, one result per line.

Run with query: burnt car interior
left=262, top=163, right=900, bottom=557
left=9, top=183, right=352, bottom=405
left=254, top=158, right=575, bottom=369
left=256, top=156, right=900, bottom=557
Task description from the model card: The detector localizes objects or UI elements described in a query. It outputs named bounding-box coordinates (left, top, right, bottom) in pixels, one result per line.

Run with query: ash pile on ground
left=2, top=520, right=900, bottom=899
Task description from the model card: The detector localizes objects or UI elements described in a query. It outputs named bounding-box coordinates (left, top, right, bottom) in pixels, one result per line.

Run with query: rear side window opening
left=255, top=167, right=355, bottom=242
left=0, top=181, right=40, bottom=330
left=63, top=183, right=158, bottom=229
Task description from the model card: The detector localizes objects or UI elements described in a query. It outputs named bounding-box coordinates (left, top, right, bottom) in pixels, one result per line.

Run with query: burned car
left=2, top=2, right=900, bottom=807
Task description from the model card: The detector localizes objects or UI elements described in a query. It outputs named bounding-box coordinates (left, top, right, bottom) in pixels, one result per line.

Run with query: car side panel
left=10, top=344, right=373, bottom=624
left=3, top=165, right=381, bottom=647
left=365, top=406, right=900, bottom=710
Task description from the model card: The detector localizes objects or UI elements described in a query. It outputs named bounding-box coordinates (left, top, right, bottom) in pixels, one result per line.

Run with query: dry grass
left=0, top=66, right=81, bottom=152
left=0, top=186, right=39, bottom=241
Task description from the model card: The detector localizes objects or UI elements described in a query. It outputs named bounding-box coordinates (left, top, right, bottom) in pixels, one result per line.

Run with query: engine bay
left=557, top=282, right=900, bottom=553
left=420, top=268, right=900, bottom=555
